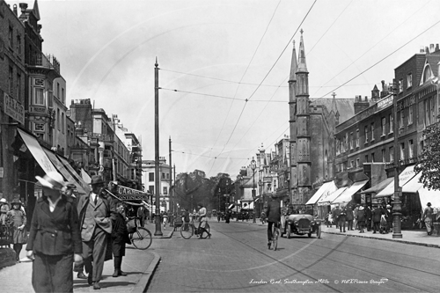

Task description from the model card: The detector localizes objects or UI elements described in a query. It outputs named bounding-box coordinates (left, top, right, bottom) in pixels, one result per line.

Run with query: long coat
left=27, top=195, right=82, bottom=256
left=112, top=213, right=130, bottom=257
left=7, top=209, right=27, bottom=244
left=265, top=198, right=281, bottom=223
left=345, top=207, right=354, bottom=221
left=372, top=207, right=382, bottom=223
left=77, top=193, right=113, bottom=242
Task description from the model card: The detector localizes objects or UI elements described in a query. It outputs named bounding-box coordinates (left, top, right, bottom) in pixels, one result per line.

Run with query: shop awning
left=306, top=181, right=337, bottom=205
left=375, top=165, right=417, bottom=198
left=401, top=172, right=440, bottom=208
left=360, top=177, right=394, bottom=194
left=318, top=187, right=347, bottom=206
left=18, top=129, right=58, bottom=175
left=56, top=155, right=91, bottom=194
left=332, top=180, right=369, bottom=205
left=43, top=149, right=87, bottom=195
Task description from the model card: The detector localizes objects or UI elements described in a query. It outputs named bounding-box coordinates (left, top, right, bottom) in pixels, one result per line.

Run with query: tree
left=414, top=119, right=440, bottom=190
left=173, top=172, right=216, bottom=211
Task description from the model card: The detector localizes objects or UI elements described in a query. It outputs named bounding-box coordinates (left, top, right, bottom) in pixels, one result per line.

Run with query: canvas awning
left=360, top=177, right=394, bottom=194
left=306, top=181, right=337, bottom=205
left=18, top=129, right=58, bottom=175
left=56, top=155, right=91, bottom=194
left=401, top=172, right=440, bottom=208
left=375, top=165, right=417, bottom=198
left=43, top=149, right=87, bottom=195
left=332, top=180, right=369, bottom=205
left=317, top=187, right=347, bottom=206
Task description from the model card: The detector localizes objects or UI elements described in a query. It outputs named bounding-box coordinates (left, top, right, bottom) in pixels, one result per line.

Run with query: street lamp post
left=258, top=179, right=263, bottom=217
left=251, top=157, right=256, bottom=223
left=392, top=78, right=402, bottom=238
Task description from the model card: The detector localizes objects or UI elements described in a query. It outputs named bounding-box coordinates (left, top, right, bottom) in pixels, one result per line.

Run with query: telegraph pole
left=169, top=136, right=173, bottom=225
left=392, top=79, right=402, bottom=238
left=154, top=58, right=163, bottom=236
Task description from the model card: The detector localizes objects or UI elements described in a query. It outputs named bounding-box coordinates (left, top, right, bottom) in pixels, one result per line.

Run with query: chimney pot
left=426, top=46, right=429, bottom=53
left=420, top=46, right=425, bottom=53
left=430, top=44, right=435, bottom=52
left=436, top=44, right=439, bottom=52
left=19, top=3, right=28, bottom=12
left=365, top=96, right=368, bottom=102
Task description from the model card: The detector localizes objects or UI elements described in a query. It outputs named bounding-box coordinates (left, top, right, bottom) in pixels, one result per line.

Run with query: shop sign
left=3, top=93, right=24, bottom=125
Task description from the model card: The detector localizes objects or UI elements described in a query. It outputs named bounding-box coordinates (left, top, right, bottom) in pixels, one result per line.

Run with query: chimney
left=420, top=46, right=425, bottom=53
left=354, top=95, right=370, bottom=114
left=19, top=3, right=27, bottom=13
left=426, top=46, right=430, bottom=53
left=13, top=4, right=17, bottom=15
left=430, top=44, right=435, bottom=53
left=436, top=44, right=440, bottom=52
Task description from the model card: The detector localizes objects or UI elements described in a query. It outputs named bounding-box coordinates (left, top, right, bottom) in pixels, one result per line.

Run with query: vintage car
left=281, top=214, right=321, bottom=239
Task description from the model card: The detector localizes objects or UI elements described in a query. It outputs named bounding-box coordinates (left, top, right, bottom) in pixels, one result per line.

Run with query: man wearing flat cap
left=77, top=175, right=113, bottom=290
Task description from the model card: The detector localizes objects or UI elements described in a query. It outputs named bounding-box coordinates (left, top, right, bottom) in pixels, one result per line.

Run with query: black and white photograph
left=0, top=0, right=440, bottom=292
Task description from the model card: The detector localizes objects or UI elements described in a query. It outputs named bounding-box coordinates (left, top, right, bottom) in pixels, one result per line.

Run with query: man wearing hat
left=77, top=175, right=113, bottom=290
left=422, top=202, right=434, bottom=235
left=27, top=171, right=83, bottom=292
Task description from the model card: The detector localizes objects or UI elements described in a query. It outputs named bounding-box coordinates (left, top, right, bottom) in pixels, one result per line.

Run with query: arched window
left=422, top=65, right=432, bottom=83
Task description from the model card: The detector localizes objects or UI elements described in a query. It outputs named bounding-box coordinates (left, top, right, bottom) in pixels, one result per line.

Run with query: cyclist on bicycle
left=265, top=194, right=281, bottom=249
left=197, top=203, right=211, bottom=239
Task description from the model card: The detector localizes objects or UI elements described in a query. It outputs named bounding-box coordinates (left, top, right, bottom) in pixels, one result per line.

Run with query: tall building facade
left=289, top=31, right=354, bottom=207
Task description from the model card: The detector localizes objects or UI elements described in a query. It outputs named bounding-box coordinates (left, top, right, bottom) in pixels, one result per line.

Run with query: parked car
left=281, top=214, right=321, bottom=238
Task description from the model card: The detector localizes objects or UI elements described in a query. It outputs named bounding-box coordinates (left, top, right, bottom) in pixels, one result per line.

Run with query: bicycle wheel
left=180, top=223, right=194, bottom=239
left=131, top=227, right=152, bottom=250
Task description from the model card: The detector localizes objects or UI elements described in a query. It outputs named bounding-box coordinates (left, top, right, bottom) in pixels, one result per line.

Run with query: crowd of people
left=326, top=201, right=436, bottom=235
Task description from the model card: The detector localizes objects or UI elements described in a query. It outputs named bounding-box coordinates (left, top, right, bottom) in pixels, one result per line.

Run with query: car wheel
left=287, top=224, right=291, bottom=239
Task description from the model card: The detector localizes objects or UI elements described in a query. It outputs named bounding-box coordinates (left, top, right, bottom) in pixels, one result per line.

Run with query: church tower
left=288, top=40, right=298, bottom=204
left=295, top=30, right=311, bottom=204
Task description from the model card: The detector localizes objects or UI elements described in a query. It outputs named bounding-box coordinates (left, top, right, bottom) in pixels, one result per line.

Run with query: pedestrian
left=385, top=204, right=393, bottom=233
left=326, top=211, right=332, bottom=228
left=112, top=202, right=130, bottom=277
left=77, top=175, right=114, bottom=290
left=345, top=204, right=354, bottom=230
left=357, top=206, right=365, bottom=233
left=137, top=205, right=146, bottom=228
left=332, top=205, right=341, bottom=230
left=372, top=205, right=381, bottom=234
left=7, top=197, right=27, bottom=262
left=339, top=205, right=347, bottom=232
left=163, top=210, right=168, bottom=229
left=0, top=198, right=9, bottom=226
left=26, top=171, right=83, bottom=293
left=422, top=202, right=434, bottom=235
left=365, top=205, right=372, bottom=231
left=353, top=204, right=359, bottom=230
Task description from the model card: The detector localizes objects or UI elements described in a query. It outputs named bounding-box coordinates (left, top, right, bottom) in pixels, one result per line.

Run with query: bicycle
left=268, top=221, right=280, bottom=251
left=180, top=220, right=211, bottom=239
left=127, top=216, right=152, bottom=250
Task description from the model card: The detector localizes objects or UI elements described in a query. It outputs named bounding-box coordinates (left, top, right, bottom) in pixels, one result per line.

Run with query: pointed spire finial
left=155, top=57, right=158, bottom=67
left=300, top=28, right=304, bottom=35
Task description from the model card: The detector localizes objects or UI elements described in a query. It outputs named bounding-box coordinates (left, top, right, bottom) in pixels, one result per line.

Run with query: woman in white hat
left=26, top=171, right=83, bottom=292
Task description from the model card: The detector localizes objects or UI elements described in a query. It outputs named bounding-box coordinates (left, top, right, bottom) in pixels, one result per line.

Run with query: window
left=356, top=129, right=359, bottom=147
left=8, top=25, right=13, bottom=48
left=57, top=108, right=60, bottom=130
left=371, top=122, right=375, bottom=141
left=350, top=132, right=353, bottom=150
left=389, top=114, right=394, bottom=133
left=34, top=88, right=44, bottom=105
left=364, top=126, right=369, bottom=143
left=424, top=99, right=431, bottom=126
left=364, top=155, right=369, bottom=163
left=345, top=133, right=349, bottom=151
left=148, top=186, right=154, bottom=194
left=16, top=34, right=21, bottom=55
left=149, top=173, right=154, bottom=182
left=350, top=160, right=355, bottom=168
left=163, top=187, right=168, bottom=195
left=390, top=146, right=394, bottom=162
left=56, top=82, right=60, bottom=99
left=8, top=66, right=13, bottom=95
left=381, top=149, right=385, bottom=162
left=399, top=79, right=403, bottom=93
left=62, top=88, right=65, bottom=104
left=407, top=73, right=412, bottom=88
left=399, top=110, right=405, bottom=129
left=356, top=158, right=360, bottom=167
left=371, top=153, right=375, bottom=162
left=162, top=173, right=165, bottom=179
left=61, top=113, right=65, bottom=134
left=408, top=106, right=413, bottom=125
left=381, top=117, right=386, bottom=136
left=166, top=173, right=170, bottom=179
left=409, top=140, right=414, bottom=159
left=400, top=143, right=405, bottom=161
left=16, top=72, right=21, bottom=99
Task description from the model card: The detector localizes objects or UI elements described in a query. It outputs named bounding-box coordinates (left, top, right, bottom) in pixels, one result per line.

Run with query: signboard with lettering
left=116, top=185, right=149, bottom=201
left=4, top=93, right=24, bottom=125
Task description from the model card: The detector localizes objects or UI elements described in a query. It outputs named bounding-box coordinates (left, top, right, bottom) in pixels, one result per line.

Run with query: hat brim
left=36, top=176, right=64, bottom=191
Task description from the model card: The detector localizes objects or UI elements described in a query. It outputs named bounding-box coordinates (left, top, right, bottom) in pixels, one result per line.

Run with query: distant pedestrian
left=372, top=205, right=381, bottom=234
left=112, top=202, right=130, bottom=277
left=357, top=206, right=365, bottom=233
left=353, top=204, right=360, bottom=230
left=7, top=198, right=27, bottom=262
left=332, top=205, right=342, bottom=231
left=385, top=204, right=393, bottom=233
left=163, top=211, right=168, bottom=229
left=365, top=205, right=372, bottom=231
left=422, top=202, right=434, bottom=235
left=345, top=205, right=354, bottom=230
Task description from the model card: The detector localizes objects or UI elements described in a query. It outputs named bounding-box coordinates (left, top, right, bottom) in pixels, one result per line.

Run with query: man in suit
left=265, top=194, right=281, bottom=250
left=77, top=175, right=113, bottom=290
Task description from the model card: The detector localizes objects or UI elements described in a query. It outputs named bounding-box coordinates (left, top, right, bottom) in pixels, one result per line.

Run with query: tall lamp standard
left=251, top=157, right=256, bottom=223
left=392, top=78, right=402, bottom=239
left=258, top=179, right=263, bottom=217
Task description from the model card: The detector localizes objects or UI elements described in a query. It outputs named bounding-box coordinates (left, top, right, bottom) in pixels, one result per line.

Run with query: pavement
left=320, top=224, right=440, bottom=248
left=0, top=222, right=173, bottom=293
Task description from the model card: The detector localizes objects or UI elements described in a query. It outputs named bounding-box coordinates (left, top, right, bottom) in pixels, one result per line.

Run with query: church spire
left=289, top=40, right=297, bottom=83
left=297, top=29, right=308, bottom=73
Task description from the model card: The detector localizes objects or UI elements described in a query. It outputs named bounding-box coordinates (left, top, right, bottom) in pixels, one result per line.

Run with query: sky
left=27, top=0, right=440, bottom=178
